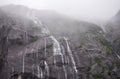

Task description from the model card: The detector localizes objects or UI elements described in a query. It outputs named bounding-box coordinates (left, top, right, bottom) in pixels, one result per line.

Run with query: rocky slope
left=1, top=5, right=102, bottom=44
left=0, top=5, right=120, bottom=79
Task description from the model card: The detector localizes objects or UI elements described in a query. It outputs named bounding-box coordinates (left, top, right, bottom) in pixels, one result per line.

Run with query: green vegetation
left=85, top=65, right=106, bottom=79
left=92, top=74, right=105, bottom=79
left=104, top=46, right=112, bottom=55
left=86, top=66, right=92, bottom=76
left=76, top=45, right=83, bottom=49
left=101, top=66, right=106, bottom=73
left=46, top=44, right=53, bottom=49
left=40, top=44, right=53, bottom=51
left=30, top=36, right=39, bottom=42
left=115, top=60, right=120, bottom=68
left=95, top=58, right=102, bottom=66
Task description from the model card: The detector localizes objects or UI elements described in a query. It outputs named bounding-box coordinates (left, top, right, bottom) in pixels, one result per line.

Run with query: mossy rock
left=30, top=36, right=39, bottom=42
left=40, top=44, right=53, bottom=51
left=104, top=46, right=112, bottom=55
left=95, top=58, right=102, bottom=66
left=86, top=66, right=92, bottom=76
left=76, top=45, right=83, bottom=48
left=92, top=73, right=105, bottom=79
left=46, top=44, right=53, bottom=49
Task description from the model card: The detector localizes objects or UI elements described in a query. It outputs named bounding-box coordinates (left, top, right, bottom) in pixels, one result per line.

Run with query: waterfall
left=63, top=64, right=67, bottom=79
left=50, top=36, right=62, bottom=56
left=50, top=36, right=68, bottom=79
left=115, top=52, right=120, bottom=60
left=64, top=37, right=78, bottom=79
left=44, top=37, right=47, bottom=57
left=40, top=67, right=43, bottom=78
left=22, top=51, right=25, bottom=73
left=31, top=64, right=43, bottom=78
left=61, top=45, right=68, bottom=79
left=44, top=61, right=49, bottom=78
left=32, top=64, right=35, bottom=76
left=28, top=13, right=78, bottom=79
left=22, top=29, right=28, bottom=73
left=32, top=17, right=69, bottom=79
left=29, top=16, right=50, bottom=78
left=22, top=48, right=27, bottom=73
left=117, top=54, right=120, bottom=59
left=37, top=65, right=40, bottom=78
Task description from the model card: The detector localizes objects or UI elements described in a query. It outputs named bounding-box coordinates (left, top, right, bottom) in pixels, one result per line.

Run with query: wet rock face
left=11, top=73, right=40, bottom=79
left=0, top=25, right=11, bottom=78
left=0, top=5, right=120, bottom=79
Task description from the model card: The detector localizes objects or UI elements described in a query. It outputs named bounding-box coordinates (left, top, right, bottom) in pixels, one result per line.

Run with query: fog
left=0, top=1, right=120, bottom=79
left=0, top=0, right=120, bottom=21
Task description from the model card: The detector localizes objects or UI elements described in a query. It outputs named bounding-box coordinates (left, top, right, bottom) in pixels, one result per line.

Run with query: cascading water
left=64, top=37, right=78, bottom=79
left=32, top=64, right=35, bottom=76
left=22, top=49, right=26, bottom=73
left=22, top=31, right=28, bottom=73
left=37, top=65, right=40, bottom=78
left=44, top=61, right=49, bottom=78
left=50, top=36, right=68, bottom=79
left=115, top=52, right=120, bottom=60
left=40, top=67, right=43, bottom=78
left=26, top=11, right=78, bottom=79
left=44, top=38, right=47, bottom=57
left=28, top=15, right=50, bottom=79
left=50, top=36, right=62, bottom=56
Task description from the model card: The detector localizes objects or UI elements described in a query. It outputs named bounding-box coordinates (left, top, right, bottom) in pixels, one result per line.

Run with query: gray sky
left=0, top=0, right=120, bottom=21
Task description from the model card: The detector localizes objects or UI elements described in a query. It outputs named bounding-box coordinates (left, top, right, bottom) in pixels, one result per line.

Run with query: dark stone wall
left=0, top=25, right=11, bottom=79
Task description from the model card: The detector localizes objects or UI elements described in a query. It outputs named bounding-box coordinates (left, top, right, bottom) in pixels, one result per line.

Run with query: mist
left=0, top=0, right=120, bottom=22
left=1, top=0, right=120, bottom=79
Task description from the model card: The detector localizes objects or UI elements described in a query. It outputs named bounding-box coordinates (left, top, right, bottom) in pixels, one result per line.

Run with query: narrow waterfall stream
left=40, top=67, right=43, bottom=78
left=44, top=61, right=49, bottom=79
left=22, top=49, right=26, bottom=73
left=37, top=65, right=40, bottom=78
left=64, top=37, right=78, bottom=79
left=115, top=52, right=120, bottom=60
left=44, top=38, right=47, bottom=57
left=22, top=31, right=28, bottom=73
